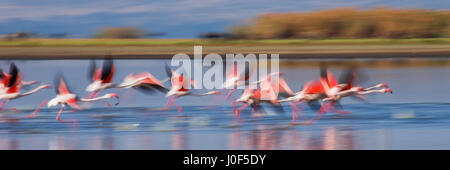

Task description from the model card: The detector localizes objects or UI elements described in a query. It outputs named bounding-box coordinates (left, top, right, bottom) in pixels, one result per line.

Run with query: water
left=0, top=59, right=449, bottom=150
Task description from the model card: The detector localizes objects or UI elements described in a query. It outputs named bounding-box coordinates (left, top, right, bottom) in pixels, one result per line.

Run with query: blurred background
left=0, top=0, right=448, bottom=39
left=0, top=0, right=449, bottom=150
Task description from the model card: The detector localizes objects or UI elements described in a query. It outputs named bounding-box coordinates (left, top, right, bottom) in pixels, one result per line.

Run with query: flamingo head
left=41, top=84, right=52, bottom=89
left=379, top=83, right=389, bottom=88
left=385, top=88, right=393, bottom=94
left=105, top=93, right=119, bottom=105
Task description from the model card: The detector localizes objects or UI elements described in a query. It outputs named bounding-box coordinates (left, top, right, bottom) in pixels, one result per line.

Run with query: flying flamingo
left=48, top=74, right=119, bottom=121
left=86, top=58, right=116, bottom=99
left=288, top=66, right=391, bottom=125
left=0, top=65, right=39, bottom=89
left=118, top=72, right=168, bottom=93
left=232, top=72, right=291, bottom=118
left=279, top=66, right=361, bottom=124
left=164, top=65, right=220, bottom=112
left=222, top=63, right=253, bottom=99
left=0, top=63, right=51, bottom=113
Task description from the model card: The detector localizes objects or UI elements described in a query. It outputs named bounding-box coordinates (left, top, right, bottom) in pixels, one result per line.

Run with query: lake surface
left=0, top=59, right=449, bottom=150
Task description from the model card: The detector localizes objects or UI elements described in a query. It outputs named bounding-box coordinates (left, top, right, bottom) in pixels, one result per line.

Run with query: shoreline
left=1, top=44, right=450, bottom=59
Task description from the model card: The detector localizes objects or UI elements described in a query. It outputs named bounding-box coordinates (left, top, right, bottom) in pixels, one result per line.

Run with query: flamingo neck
left=80, top=94, right=110, bottom=102
left=364, top=84, right=383, bottom=91
left=191, top=91, right=217, bottom=96
left=19, top=85, right=48, bottom=97
left=357, top=89, right=385, bottom=95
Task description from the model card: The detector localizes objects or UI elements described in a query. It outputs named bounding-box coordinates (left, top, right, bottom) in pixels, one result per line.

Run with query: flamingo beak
left=110, top=93, right=120, bottom=105
left=381, top=83, right=388, bottom=88
left=386, top=88, right=393, bottom=94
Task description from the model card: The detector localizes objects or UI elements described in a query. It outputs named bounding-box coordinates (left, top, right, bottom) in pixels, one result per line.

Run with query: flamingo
left=0, top=63, right=51, bottom=113
left=118, top=72, right=168, bottom=94
left=279, top=66, right=360, bottom=124
left=232, top=72, right=291, bottom=118
left=289, top=66, right=391, bottom=125
left=86, top=58, right=116, bottom=98
left=222, top=63, right=252, bottom=99
left=0, top=65, right=39, bottom=89
left=48, top=74, right=119, bottom=121
left=164, top=65, right=220, bottom=112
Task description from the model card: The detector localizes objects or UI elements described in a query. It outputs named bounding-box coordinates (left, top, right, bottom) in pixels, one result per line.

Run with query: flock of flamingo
left=0, top=58, right=392, bottom=125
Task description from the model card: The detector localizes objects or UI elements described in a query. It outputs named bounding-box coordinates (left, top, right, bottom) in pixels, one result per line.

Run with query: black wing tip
left=88, top=59, right=96, bottom=81
left=165, top=64, right=172, bottom=78
left=53, top=71, right=64, bottom=94
left=101, top=57, right=115, bottom=80
left=8, top=62, right=19, bottom=87
left=319, top=63, right=328, bottom=78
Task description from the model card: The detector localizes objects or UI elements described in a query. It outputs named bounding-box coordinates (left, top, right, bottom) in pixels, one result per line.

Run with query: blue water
left=0, top=59, right=449, bottom=150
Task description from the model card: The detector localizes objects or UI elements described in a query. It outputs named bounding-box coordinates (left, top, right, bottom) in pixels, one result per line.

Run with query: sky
left=0, top=0, right=449, bottom=38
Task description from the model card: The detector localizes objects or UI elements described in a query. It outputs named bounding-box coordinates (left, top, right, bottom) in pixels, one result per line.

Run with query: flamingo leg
left=320, top=102, right=351, bottom=115
left=231, top=101, right=237, bottom=110
left=303, top=112, right=324, bottom=125
left=250, top=105, right=258, bottom=116
left=0, top=101, right=18, bottom=112
left=89, top=91, right=98, bottom=99
left=235, top=103, right=249, bottom=117
left=0, top=100, right=7, bottom=110
left=105, top=101, right=111, bottom=107
left=56, top=105, right=65, bottom=121
left=25, top=100, right=48, bottom=118
left=225, top=89, right=236, bottom=100
left=173, top=103, right=183, bottom=112
left=165, top=97, right=182, bottom=112
left=164, top=97, right=175, bottom=110
left=290, top=102, right=301, bottom=124
left=171, top=97, right=182, bottom=112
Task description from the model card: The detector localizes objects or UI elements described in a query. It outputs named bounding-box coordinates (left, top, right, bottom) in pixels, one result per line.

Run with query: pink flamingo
left=48, top=74, right=119, bottom=121
left=0, top=63, right=51, bottom=113
left=232, top=72, right=291, bottom=118
left=118, top=72, right=168, bottom=93
left=222, top=63, right=253, bottom=99
left=164, top=65, right=220, bottom=112
left=86, top=58, right=116, bottom=98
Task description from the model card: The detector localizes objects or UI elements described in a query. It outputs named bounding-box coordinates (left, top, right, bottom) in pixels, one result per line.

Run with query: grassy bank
left=1, top=38, right=450, bottom=47
left=1, top=38, right=450, bottom=59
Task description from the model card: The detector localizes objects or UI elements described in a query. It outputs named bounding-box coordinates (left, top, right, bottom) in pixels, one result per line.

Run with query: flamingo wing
left=7, top=63, right=19, bottom=87
left=339, top=67, right=356, bottom=90
left=165, top=64, right=172, bottom=79
left=101, top=58, right=114, bottom=83
left=54, top=74, right=72, bottom=95
left=137, top=72, right=165, bottom=87
left=88, top=59, right=96, bottom=82
left=305, top=80, right=324, bottom=94
left=327, top=71, right=339, bottom=88
left=6, top=63, right=22, bottom=93
left=275, top=77, right=294, bottom=98
left=67, top=97, right=82, bottom=110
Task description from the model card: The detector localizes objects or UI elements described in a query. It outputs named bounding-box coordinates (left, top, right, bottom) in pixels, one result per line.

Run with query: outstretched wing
left=54, top=73, right=71, bottom=95
left=101, top=58, right=114, bottom=83
left=8, top=62, right=19, bottom=87
left=165, top=64, right=172, bottom=79
left=88, top=59, right=96, bottom=82
left=339, top=67, right=356, bottom=90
